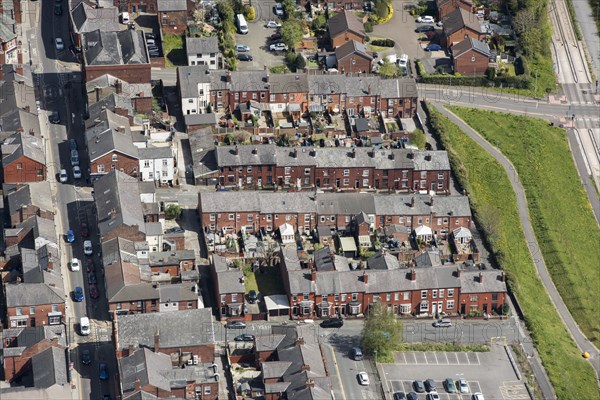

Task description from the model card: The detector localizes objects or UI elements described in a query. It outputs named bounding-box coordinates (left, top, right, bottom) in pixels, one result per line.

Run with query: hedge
left=371, top=39, right=395, bottom=47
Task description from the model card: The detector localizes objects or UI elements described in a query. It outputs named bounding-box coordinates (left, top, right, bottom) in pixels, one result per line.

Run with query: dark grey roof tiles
left=83, top=29, right=149, bottom=66
left=185, top=36, right=219, bottom=56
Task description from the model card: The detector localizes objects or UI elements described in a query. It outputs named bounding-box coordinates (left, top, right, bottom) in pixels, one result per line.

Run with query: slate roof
left=268, top=73, right=310, bottom=94
left=138, top=145, right=173, bottom=160
left=212, top=255, right=245, bottom=294
left=328, top=11, right=366, bottom=41
left=0, top=0, right=17, bottom=45
left=71, top=1, right=119, bottom=34
left=184, top=113, right=218, bottom=127
left=86, top=74, right=152, bottom=99
left=88, top=93, right=135, bottom=123
left=230, top=70, right=269, bottom=91
left=451, top=37, right=491, bottom=58
left=367, top=252, right=400, bottom=270
left=157, top=0, right=188, bottom=11
left=148, top=250, right=195, bottom=266
left=31, top=346, right=67, bottom=388
left=94, top=170, right=145, bottom=237
left=116, top=309, right=215, bottom=350
left=2, top=132, right=46, bottom=165
left=102, top=236, right=138, bottom=266
left=158, top=282, right=198, bottom=302
left=317, top=192, right=376, bottom=215
left=119, top=347, right=171, bottom=393
left=5, top=282, right=65, bottom=307
left=178, top=65, right=212, bottom=98
left=443, top=8, right=482, bottom=36
left=188, top=128, right=218, bottom=179
left=83, top=29, right=149, bottom=66
left=185, top=36, right=219, bottom=56
left=86, top=109, right=143, bottom=161
left=255, top=334, right=286, bottom=352
left=460, top=269, right=507, bottom=293
left=335, top=40, right=372, bottom=61
left=262, top=361, right=293, bottom=379
left=105, top=260, right=158, bottom=302
left=5, top=182, right=53, bottom=216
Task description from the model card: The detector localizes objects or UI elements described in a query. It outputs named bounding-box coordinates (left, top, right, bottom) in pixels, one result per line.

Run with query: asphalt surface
left=28, top=1, right=117, bottom=399
left=570, top=0, right=600, bottom=79
left=431, top=103, right=600, bottom=394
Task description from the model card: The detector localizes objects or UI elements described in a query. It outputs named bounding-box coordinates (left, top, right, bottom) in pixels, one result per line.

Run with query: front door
left=432, top=302, right=437, bottom=316
left=483, top=304, right=488, bottom=314
left=460, top=303, right=466, bottom=315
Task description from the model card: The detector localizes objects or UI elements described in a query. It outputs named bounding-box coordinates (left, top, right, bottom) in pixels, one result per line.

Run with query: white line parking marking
left=434, top=351, right=439, bottom=364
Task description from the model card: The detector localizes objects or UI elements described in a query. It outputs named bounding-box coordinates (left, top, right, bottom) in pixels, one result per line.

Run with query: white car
left=274, top=3, right=284, bottom=16
left=70, top=258, right=81, bottom=272
left=458, top=379, right=470, bottom=393
left=83, top=240, right=93, bottom=256
left=398, top=53, right=408, bottom=68
left=59, top=169, right=68, bottom=183
left=55, top=38, right=64, bottom=50
left=265, top=20, right=281, bottom=29
left=416, top=16, right=435, bottom=23
left=73, top=165, right=82, bottom=179
left=472, top=393, right=485, bottom=400
left=236, top=44, right=250, bottom=52
left=426, top=392, right=440, bottom=400
left=269, top=42, right=288, bottom=52
left=357, top=372, right=370, bottom=386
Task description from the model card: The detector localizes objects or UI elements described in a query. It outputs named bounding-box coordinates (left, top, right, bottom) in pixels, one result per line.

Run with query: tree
left=294, top=54, right=306, bottom=70
left=164, top=204, right=182, bottom=220
left=361, top=302, right=402, bottom=360
left=373, top=0, right=390, bottom=20
left=280, top=20, right=304, bottom=50
left=311, top=14, right=326, bottom=31
left=282, top=0, right=295, bottom=20
left=410, top=128, right=426, bottom=149
left=244, top=5, right=256, bottom=21
left=378, top=59, right=399, bottom=77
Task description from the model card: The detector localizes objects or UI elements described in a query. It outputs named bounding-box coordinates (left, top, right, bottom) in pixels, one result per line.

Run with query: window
left=49, top=315, right=61, bottom=325
left=284, top=167, right=291, bottom=175
left=52, top=304, right=59, bottom=312
left=209, top=213, right=215, bottom=221
left=30, top=306, right=35, bottom=314
left=418, top=218, right=423, bottom=224
left=421, top=290, right=427, bottom=299
left=373, top=293, right=380, bottom=302
left=386, top=293, right=391, bottom=301
left=345, top=216, right=351, bottom=223
left=292, top=295, right=297, bottom=301
left=220, top=294, right=226, bottom=303
left=420, top=301, right=428, bottom=312
left=399, top=217, right=404, bottom=223
left=439, top=289, right=444, bottom=298
left=116, top=303, right=122, bottom=310
left=304, top=214, right=311, bottom=222
left=37, top=169, right=43, bottom=176
left=492, top=293, right=498, bottom=301
left=341, top=294, right=347, bottom=301
left=232, top=294, right=238, bottom=302
left=16, top=163, right=23, bottom=169
left=343, top=178, right=349, bottom=186
left=247, top=166, right=253, bottom=172
left=446, top=300, right=454, bottom=309
left=247, top=215, right=253, bottom=222
left=471, top=56, right=476, bottom=62
left=303, top=292, right=309, bottom=299
left=448, top=289, right=454, bottom=298
left=242, top=91, right=247, bottom=98
left=470, top=295, right=478, bottom=302
left=351, top=293, right=358, bottom=301
left=432, top=289, right=437, bottom=299
left=343, top=169, right=349, bottom=176
left=228, top=214, right=234, bottom=220
left=363, top=179, right=369, bottom=187
left=187, top=302, right=193, bottom=309
left=334, top=294, right=339, bottom=301
left=97, top=164, right=105, bottom=173
left=394, top=293, right=399, bottom=301
left=204, top=387, right=212, bottom=395
left=437, top=218, right=442, bottom=225
left=403, top=292, right=409, bottom=300
left=144, top=160, right=150, bottom=168
left=16, top=307, right=23, bottom=315
left=112, top=154, right=118, bottom=162
left=286, top=215, right=291, bottom=221
left=305, top=168, right=311, bottom=175
left=266, top=215, right=272, bottom=221
left=252, top=93, right=257, bottom=99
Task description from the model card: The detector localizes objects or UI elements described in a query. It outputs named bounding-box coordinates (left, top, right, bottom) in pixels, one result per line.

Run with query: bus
left=236, top=14, right=248, bottom=34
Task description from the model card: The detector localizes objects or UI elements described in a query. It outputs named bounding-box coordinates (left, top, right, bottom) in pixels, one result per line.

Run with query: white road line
left=434, top=351, right=439, bottom=364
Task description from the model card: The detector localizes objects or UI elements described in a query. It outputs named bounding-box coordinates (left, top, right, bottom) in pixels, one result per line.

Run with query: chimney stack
left=425, top=153, right=432, bottom=161
left=430, top=197, right=434, bottom=206
left=410, top=269, right=416, bottom=281
left=306, top=378, right=315, bottom=388
left=501, top=271, right=506, bottom=282
left=410, top=197, right=415, bottom=208
left=310, top=149, right=317, bottom=157
left=110, top=208, right=117, bottom=219
left=95, top=87, right=102, bottom=102
left=362, top=271, right=368, bottom=284
left=154, top=331, right=160, bottom=352
left=479, top=272, right=484, bottom=283
left=350, top=148, right=356, bottom=158
left=252, top=147, right=258, bottom=155
left=134, top=378, right=141, bottom=391
left=296, top=337, right=305, bottom=346
left=115, top=80, right=123, bottom=94
left=226, top=71, right=232, bottom=82
left=389, top=152, right=395, bottom=160
left=234, top=145, right=239, bottom=155
left=128, top=344, right=135, bottom=357
left=311, top=268, right=317, bottom=282
left=301, top=364, right=311, bottom=372
left=456, top=268, right=461, bottom=277
left=407, top=152, right=414, bottom=159
left=293, top=148, right=298, bottom=158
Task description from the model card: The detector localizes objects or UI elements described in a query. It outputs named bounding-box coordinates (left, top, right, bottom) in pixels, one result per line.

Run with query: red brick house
left=442, top=8, right=484, bottom=48
left=5, top=283, right=65, bottom=328
left=148, top=250, right=196, bottom=280
left=157, top=0, right=189, bottom=35
left=335, top=40, right=373, bottom=74
left=105, top=260, right=159, bottom=315
left=1, top=132, right=46, bottom=183
left=113, top=0, right=157, bottom=13
left=436, top=0, right=473, bottom=19
left=328, top=11, right=366, bottom=48
left=70, top=1, right=120, bottom=50
left=268, top=74, right=309, bottom=114
left=81, top=29, right=151, bottom=84
left=210, top=255, right=246, bottom=319
left=452, top=37, right=491, bottom=76
left=4, top=182, right=54, bottom=227
left=228, top=70, right=270, bottom=110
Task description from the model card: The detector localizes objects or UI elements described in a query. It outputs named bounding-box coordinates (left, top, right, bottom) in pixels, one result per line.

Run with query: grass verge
left=423, top=103, right=599, bottom=400
left=449, top=107, right=600, bottom=347
left=511, top=345, right=544, bottom=400
left=162, top=34, right=186, bottom=68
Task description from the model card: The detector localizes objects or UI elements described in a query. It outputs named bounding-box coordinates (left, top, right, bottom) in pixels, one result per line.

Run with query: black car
left=413, top=380, right=426, bottom=393
left=236, top=54, right=253, bottom=61
left=49, top=111, right=60, bottom=124
left=407, top=393, right=418, bottom=400
left=415, top=25, right=435, bottom=33
left=149, top=51, right=161, bottom=58
left=144, top=32, right=155, bottom=40
left=234, top=334, right=255, bottom=342
left=248, top=290, right=258, bottom=303
left=88, top=272, right=97, bottom=285
left=424, top=379, right=437, bottom=392
left=393, top=392, right=406, bottom=400
left=81, top=349, right=92, bottom=365
left=226, top=321, right=246, bottom=329
left=320, top=317, right=344, bottom=328
left=54, top=4, right=62, bottom=15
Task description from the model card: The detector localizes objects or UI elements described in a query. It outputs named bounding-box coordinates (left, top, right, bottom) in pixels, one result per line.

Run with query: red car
left=80, top=221, right=90, bottom=237
left=270, top=33, right=281, bottom=41
left=86, top=259, right=95, bottom=273
left=89, top=284, right=99, bottom=299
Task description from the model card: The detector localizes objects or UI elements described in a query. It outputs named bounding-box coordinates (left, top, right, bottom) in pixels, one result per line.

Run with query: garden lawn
left=449, top=107, right=600, bottom=348
left=162, top=34, right=186, bottom=68
left=242, top=265, right=258, bottom=293
left=425, top=103, right=599, bottom=400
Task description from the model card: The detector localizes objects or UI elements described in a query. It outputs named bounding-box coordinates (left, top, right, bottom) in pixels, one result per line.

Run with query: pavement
left=431, top=103, right=599, bottom=393
left=570, top=0, right=600, bottom=79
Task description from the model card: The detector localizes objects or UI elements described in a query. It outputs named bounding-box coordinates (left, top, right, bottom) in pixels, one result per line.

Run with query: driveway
left=236, top=17, right=286, bottom=70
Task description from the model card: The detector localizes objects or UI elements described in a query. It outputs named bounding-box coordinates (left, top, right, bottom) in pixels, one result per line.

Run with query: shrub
left=364, top=21, right=373, bottom=33
left=486, top=67, right=497, bottom=80
left=164, top=204, right=182, bottom=220
left=371, top=38, right=395, bottom=47
left=244, top=5, right=255, bottom=21
left=294, top=54, right=306, bottom=70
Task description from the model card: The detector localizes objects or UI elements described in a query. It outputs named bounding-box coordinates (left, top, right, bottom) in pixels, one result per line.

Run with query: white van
left=236, top=14, right=248, bottom=34
left=120, top=12, right=130, bottom=24
left=80, top=317, right=90, bottom=336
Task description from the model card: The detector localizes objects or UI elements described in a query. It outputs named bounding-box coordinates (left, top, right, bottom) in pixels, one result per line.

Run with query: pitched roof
left=105, top=260, right=158, bottom=302
left=157, top=0, right=188, bottom=11
left=262, top=361, right=293, bottom=379
left=335, top=40, right=373, bottom=61
left=5, top=182, right=53, bottom=216
left=328, top=11, right=366, bottom=41
left=86, top=109, right=142, bottom=161
left=443, top=8, right=482, bottom=36
left=212, top=255, right=245, bottom=293
left=185, top=36, right=219, bottom=56
left=31, top=346, right=68, bottom=388
left=184, top=113, right=218, bottom=127
left=119, top=348, right=172, bottom=393
left=2, top=132, right=46, bottom=165
left=367, top=252, right=400, bottom=270
left=71, top=1, right=119, bottom=34
left=116, top=309, right=215, bottom=351
left=83, top=29, right=149, bottom=66
left=268, top=73, right=309, bottom=94
left=158, top=282, right=198, bottom=302
left=460, top=269, right=507, bottom=293
left=451, top=37, right=491, bottom=58
left=178, top=65, right=212, bottom=98
left=436, top=0, right=473, bottom=8
left=5, top=283, right=65, bottom=307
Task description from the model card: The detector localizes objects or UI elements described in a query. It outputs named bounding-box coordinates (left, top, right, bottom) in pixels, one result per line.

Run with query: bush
left=294, top=54, right=306, bottom=71
left=485, top=67, right=496, bottom=80
left=244, top=5, right=255, bottom=21
left=164, top=204, right=182, bottom=220
left=370, top=3, right=394, bottom=24
left=364, top=21, right=373, bottom=33
left=371, top=38, right=395, bottom=47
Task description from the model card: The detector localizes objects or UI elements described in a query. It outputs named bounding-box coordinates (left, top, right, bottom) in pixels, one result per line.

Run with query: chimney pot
left=296, top=337, right=305, bottom=346
left=501, top=271, right=506, bottom=282
left=479, top=272, right=483, bottom=283
left=362, top=271, right=368, bottom=284
left=456, top=268, right=461, bottom=277
left=154, top=331, right=160, bottom=352
left=311, top=269, right=317, bottom=282
left=430, top=197, right=434, bottom=206
left=389, top=152, right=395, bottom=160
left=234, top=145, right=239, bottom=155
left=410, top=197, right=415, bottom=208
left=293, top=148, right=298, bottom=158
left=410, top=269, right=416, bottom=281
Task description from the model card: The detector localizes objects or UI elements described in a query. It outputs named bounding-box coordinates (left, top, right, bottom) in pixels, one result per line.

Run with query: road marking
left=327, top=344, right=346, bottom=400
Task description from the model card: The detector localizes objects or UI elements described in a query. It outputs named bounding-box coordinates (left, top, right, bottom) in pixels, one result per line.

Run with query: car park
left=320, top=317, right=343, bottom=328
left=426, top=392, right=440, bottom=400
left=99, top=363, right=109, bottom=380
left=407, top=393, right=418, bottom=400
left=234, top=334, right=255, bottom=341
left=55, top=38, right=64, bottom=50
left=66, top=230, right=75, bottom=243
left=425, top=44, right=442, bottom=52
left=81, top=349, right=92, bottom=365
left=443, top=378, right=456, bottom=393
left=89, top=284, right=99, bottom=299
left=269, top=43, right=288, bottom=52
left=226, top=321, right=246, bottom=329
left=357, top=372, right=370, bottom=385
left=84, top=240, right=93, bottom=256
left=70, top=258, right=81, bottom=272
left=265, top=21, right=281, bottom=29
left=73, top=166, right=82, bottom=179
left=413, top=380, right=425, bottom=393
left=73, top=286, right=84, bottom=302
left=393, top=393, right=406, bottom=400
left=415, top=25, right=435, bottom=33
left=274, top=3, right=284, bottom=16
left=424, top=379, right=437, bottom=392
left=472, top=393, right=485, bottom=400
left=458, top=379, right=470, bottom=393
left=236, top=44, right=250, bottom=52
left=248, top=290, right=258, bottom=303
left=59, top=169, right=68, bottom=183
left=416, top=16, right=435, bottom=23
left=236, top=54, right=253, bottom=61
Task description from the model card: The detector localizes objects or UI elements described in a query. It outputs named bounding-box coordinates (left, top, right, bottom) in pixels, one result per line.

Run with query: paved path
left=571, top=0, right=600, bottom=79
left=430, top=102, right=600, bottom=377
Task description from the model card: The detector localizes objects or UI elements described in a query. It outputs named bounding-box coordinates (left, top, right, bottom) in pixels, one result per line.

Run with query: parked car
left=357, top=372, right=370, bottom=385
left=68, top=139, right=77, bottom=151
left=236, top=44, right=250, bottom=52
left=99, top=363, right=109, bottom=380
left=81, top=349, right=92, bottom=365
left=424, top=379, right=437, bottom=392
left=269, top=42, right=288, bottom=52
left=81, top=219, right=90, bottom=238
left=398, top=54, right=408, bottom=68
left=73, top=166, right=82, bottom=179
left=426, top=392, right=440, bottom=400
left=413, top=380, right=425, bottom=393
left=73, top=286, right=84, bottom=302
left=144, top=32, right=155, bottom=40
left=146, top=38, right=156, bottom=46
left=320, top=317, right=344, bottom=328
left=86, top=258, right=95, bottom=273
left=407, top=393, right=418, bottom=400
left=236, top=54, right=253, bottom=61
left=458, top=379, right=470, bottom=393
left=416, top=16, right=435, bottom=23
left=269, top=33, right=282, bottom=41
left=443, top=378, right=456, bottom=393
left=66, top=230, right=75, bottom=243
left=248, top=290, right=258, bottom=303
left=55, top=38, right=64, bottom=50
left=472, top=393, right=485, bottom=400
left=49, top=111, right=60, bottom=124
left=274, top=2, right=284, bottom=16
left=415, top=25, right=435, bottom=33
left=70, top=258, right=81, bottom=272
left=59, top=169, right=68, bottom=183
left=54, top=4, right=62, bottom=15
left=425, top=44, right=443, bottom=52
left=88, top=272, right=97, bottom=285
left=226, top=321, right=246, bottom=329
left=393, top=393, right=406, bottom=400
left=83, top=240, right=93, bottom=256
left=351, top=347, right=363, bottom=361
left=265, top=20, right=281, bottom=28
left=234, top=334, right=255, bottom=342
left=433, top=318, right=452, bottom=327
left=89, top=284, right=99, bottom=299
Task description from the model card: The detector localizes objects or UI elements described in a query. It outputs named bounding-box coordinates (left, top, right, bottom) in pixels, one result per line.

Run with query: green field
left=449, top=107, right=600, bottom=347
left=424, top=103, right=599, bottom=399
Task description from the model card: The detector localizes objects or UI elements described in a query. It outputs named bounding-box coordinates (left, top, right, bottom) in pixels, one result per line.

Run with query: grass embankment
left=424, top=103, right=599, bottom=400
left=450, top=107, right=600, bottom=347
left=162, top=34, right=186, bottom=68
